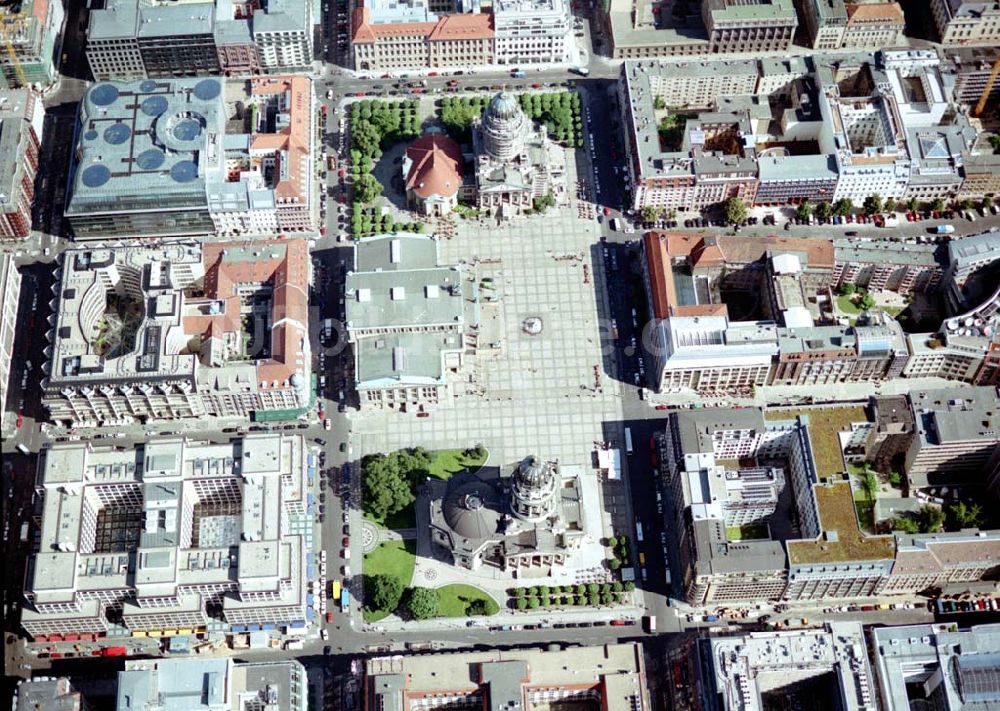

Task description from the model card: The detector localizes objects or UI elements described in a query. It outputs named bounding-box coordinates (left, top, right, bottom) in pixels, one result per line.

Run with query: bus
left=636, top=521, right=644, bottom=542
left=624, top=427, right=633, bottom=456
left=340, top=587, right=350, bottom=610
left=331, top=580, right=342, bottom=601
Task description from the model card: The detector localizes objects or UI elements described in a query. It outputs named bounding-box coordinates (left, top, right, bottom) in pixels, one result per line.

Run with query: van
left=17, top=443, right=30, bottom=455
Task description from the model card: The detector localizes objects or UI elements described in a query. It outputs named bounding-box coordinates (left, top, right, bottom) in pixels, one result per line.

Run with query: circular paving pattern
left=422, top=568, right=438, bottom=582
left=361, top=521, right=379, bottom=553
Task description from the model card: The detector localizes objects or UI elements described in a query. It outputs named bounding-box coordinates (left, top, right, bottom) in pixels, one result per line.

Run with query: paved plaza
left=352, top=203, right=624, bottom=469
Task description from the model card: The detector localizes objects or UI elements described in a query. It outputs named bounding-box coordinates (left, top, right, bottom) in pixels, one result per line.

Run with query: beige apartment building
left=702, top=0, right=797, bottom=54
left=930, top=0, right=1000, bottom=46
left=351, top=9, right=495, bottom=71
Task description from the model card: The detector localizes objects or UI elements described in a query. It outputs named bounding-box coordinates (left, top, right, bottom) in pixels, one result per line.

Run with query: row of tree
left=711, top=194, right=996, bottom=228
left=349, top=100, right=422, bottom=207
left=887, top=501, right=985, bottom=534
left=349, top=204, right=424, bottom=238
left=509, top=582, right=635, bottom=610
left=438, top=92, right=584, bottom=147
left=364, top=575, right=493, bottom=619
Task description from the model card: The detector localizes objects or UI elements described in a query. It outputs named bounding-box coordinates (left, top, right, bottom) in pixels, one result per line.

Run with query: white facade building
left=21, top=435, right=312, bottom=638
left=493, top=0, right=574, bottom=65
left=0, top=253, right=21, bottom=437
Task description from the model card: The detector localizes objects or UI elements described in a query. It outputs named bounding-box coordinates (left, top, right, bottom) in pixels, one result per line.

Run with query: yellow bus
left=331, top=580, right=342, bottom=601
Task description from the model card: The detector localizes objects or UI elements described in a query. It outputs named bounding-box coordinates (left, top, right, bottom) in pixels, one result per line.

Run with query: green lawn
left=436, top=584, right=500, bottom=618
left=363, top=448, right=487, bottom=530
left=726, top=523, right=769, bottom=541
left=362, top=539, right=416, bottom=622
left=427, top=448, right=488, bottom=480
left=837, top=294, right=863, bottom=316
left=364, top=507, right=416, bottom=530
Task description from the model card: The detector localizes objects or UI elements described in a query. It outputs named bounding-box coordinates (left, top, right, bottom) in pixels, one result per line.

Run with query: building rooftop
left=116, top=658, right=306, bottom=711
left=23, top=435, right=310, bottom=634
left=708, top=622, right=877, bottom=711
left=403, top=132, right=464, bottom=199
left=89, top=0, right=309, bottom=43
left=46, top=239, right=309, bottom=401
left=13, top=677, right=85, bottom=711
left=872, top=623, right=1000, bottom=711
left=0, top=89, right=42, bottom=217
left=355, top=330, right=462, bottom=388
left=834, top=238, right=942, bottom=267
left=346, top=234, right=466, bottom=334
left=765, top=405, right=867, bottom=477
left=909, top=386, right=1000, bottom=446
left=787, top=481, right=896, bottom=564
left=66, top=76, right=312, bottom=224
left=366, top=643, right=649, bottom=711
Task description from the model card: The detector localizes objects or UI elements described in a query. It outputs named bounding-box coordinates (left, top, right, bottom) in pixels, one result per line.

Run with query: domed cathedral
left=471, top=91, right=567, bottom=221
left=479, top=92, right=529, bottom=163
left=510, top=455, right=559, bottom=522
left=427, top=455, right=597, bottom=575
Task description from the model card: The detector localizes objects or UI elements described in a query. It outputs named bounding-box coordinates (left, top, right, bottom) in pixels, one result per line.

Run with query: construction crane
left=973, top=57, right=1000, bottom=118
left=0, top=9, right=28, bottom=88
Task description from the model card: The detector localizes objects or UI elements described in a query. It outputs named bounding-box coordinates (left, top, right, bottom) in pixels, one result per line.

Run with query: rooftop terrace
left=787, top=482, right=895, bottom=564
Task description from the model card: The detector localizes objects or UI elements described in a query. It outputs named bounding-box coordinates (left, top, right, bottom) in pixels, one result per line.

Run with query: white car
left=321, top=629, right=329, bottom=640
left=324, top=419, right=332, bottom=431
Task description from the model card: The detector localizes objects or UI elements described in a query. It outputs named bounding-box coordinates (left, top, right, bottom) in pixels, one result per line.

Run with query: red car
left=603, top=207, right=611, bottom=216
left=417, top=411, right=430, bottom=418
left=342, top=536, right=350, bottom=546
left=326, top=611, right=334, bottom=623
left=655, top=404, right=670, bottom=411
left=15, top=412, right=24, bottom=428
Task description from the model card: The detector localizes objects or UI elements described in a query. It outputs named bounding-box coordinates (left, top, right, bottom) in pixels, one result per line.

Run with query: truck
left=610, top=218, right=621, bottom=232
left=643, top=615, right=656, bottom=633
left=624, top=427, right=633, bottom=455
left=936, top=224, right=955, bottom=235
left=635, top=521, right=644, bottom=543
left=284, top=639, right=304, bottom=651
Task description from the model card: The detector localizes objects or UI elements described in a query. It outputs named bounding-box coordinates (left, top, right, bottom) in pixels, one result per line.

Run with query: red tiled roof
left=405, top=133, right=463, bottom=199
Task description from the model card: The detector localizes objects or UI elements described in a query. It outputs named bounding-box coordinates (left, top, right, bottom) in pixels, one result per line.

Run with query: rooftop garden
left=787, top=482, right=895, bottom=564
left=765, top=405, right=868, bottom=478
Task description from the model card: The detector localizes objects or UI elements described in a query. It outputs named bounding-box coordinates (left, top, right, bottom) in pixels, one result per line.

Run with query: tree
left=533, top=192, right=555, bottom=212
left=859, top=292, right=876, bottom=311
left=833, top=198, right=854, bottom=216
left=352, top=120, right=382, bottom=158
left=527, top=597, right=540, bottom=609
left=839, top=282, right=857, bottom=296
left=515, top=587, right=526, bottom=598
left=891, top=515, right=920, bottom=534
left=515, top=597, right=527, bottom=610
left=947, top=501, right=984, bottom=530
left=404, top=587, right=439, bottom=620
left=653, top=95, right=665, bottom=110
left=795, top=202, right=813, bottom=221
left=960, top=198, right=974, bottom=211
left=930, top=197, right=946, bottom=212
left=884, top=196, right=897, bottom=213
left=354, top=173, right=383, bottom=204
left=888, top=471, right=902, bottom=487
left=608, top=558, right=621, bottom=571
left=641, top=206, right=662, bottom=224
left=863, top=194, right=883, bottom=216
left=906, top=197, right=919, bottom=213
left=365, top=574, right=403, bottom=613
left=918, top=504, right=945, bottom=533
left=466, top=598, right=491, bottom=615
left=722, top=197, right=748, bottom=226
left=990, top=134, right=1000, bottom=154
left=361, top=454, right=415, bottom=521
left=984, top=196, right=994, bottom=210
left=814, top=202, right=833, bottom=221
left=860, top=466, right=879, bottom=501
